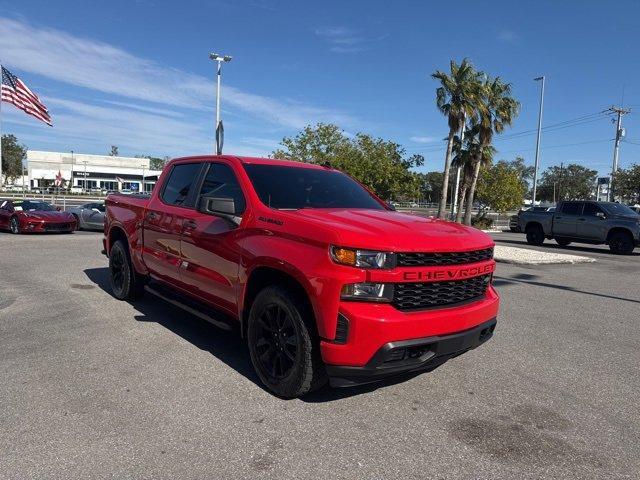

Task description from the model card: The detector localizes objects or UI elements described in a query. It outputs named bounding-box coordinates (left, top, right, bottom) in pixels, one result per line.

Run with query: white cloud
left=315, top=26, right=369, bottom=53
left=409, top=136, right=438, bottom=144
left=0, top=17, right=359, bottom=132
left=497, top=30, right=519, bottom=43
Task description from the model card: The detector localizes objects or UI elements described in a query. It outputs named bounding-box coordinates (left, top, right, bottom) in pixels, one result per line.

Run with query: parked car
left=0, top=199, right=76, bottom=234
left=104, top=155, right=499, bottom=398
left=509, top=206, right=555, bottom=232
left=66, top=202, right=105, bottom=230
left=519, top=200, right=640, bottom=254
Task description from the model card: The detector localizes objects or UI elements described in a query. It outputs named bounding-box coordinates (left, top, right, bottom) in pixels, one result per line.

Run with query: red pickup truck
left=104, top=155, right=499, bottom=398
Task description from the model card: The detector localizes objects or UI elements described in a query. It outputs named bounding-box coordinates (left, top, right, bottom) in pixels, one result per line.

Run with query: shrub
left=471, top=216, right=494, bottom=230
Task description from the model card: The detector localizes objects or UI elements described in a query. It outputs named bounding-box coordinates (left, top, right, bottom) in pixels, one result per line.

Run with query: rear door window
left=561, top=202, right=583, bottom=215
left=161, top=163, right=202, bottom=207
left=582, top=203, right=604, bottom=216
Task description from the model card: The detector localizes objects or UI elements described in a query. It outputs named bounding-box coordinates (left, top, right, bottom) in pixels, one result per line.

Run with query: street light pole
left=532, top=76, right=545, bottom=206
left=141, top=164, right=146, bottom=193
left=209, top=53, right=232, bottom=155
left=82, top=160, right=88, bottom=193
left=451, top=111, right=467, bottom=220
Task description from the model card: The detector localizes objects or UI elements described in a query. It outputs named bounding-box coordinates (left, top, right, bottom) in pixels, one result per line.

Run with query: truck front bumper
left=325, top=318, right=496, bottom=387
left=320, top=286, right=500, bottom=386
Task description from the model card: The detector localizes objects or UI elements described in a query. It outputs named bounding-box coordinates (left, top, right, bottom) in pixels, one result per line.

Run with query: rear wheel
left=109, top=239, right=145, bottom=300
left=609, top=231, right=635, bottom=255
left=9, top=216, right=20, bottom=234
left=247, top=285, right=327, bottom=398
left=555, top=238, right=572, bottom=247
left=525, top=224, right=544, bottom=246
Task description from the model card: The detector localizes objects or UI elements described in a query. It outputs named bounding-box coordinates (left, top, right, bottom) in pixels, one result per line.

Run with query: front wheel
left=247, top=286, right=327, bottom=398
left=71, top=214, right=80, bottom=231
left=10, top=216, right=20, bottom=234
left=109, top=239, right=145, bottom=300
left=609, top=231, right=635, bottom=255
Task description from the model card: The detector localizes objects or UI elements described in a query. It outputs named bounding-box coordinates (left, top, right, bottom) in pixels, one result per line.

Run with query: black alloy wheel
left=254, top=303, right=299, bottom=380
left=72, top=214, right=80, bottom=231
left=609, top=231, right=634, bottom=255
left=10, top=217, right=20, bottom=234
left=247, top=286, right=326, bottom=398
left=526, top=224, right=544, bottom=246
left=109, top=239, right=145, bottom=300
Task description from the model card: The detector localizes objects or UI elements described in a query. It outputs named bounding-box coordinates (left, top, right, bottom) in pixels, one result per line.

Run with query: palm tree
left=463, top=77, right=520, bottom=225
left=432, top=59, right=483, bottom=219
left=452, top=126, right=495, bottom=223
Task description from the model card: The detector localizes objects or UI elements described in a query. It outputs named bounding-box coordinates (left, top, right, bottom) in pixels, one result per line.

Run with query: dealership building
left=26, top=151, right=163, bottom=192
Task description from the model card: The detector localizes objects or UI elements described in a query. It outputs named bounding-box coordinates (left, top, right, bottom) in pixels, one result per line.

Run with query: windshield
left=15, top=200, right=57, bottom=212
left=243, top=164, right=386, bottom=210
left=602, top=203, right=640, bottom=216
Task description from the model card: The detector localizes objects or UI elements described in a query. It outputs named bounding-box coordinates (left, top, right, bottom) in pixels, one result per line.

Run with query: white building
left=26, top=151, right=163, bottom=192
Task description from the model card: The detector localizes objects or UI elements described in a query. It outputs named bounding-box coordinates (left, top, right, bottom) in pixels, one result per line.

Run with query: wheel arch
left=241, top=265, right=316, bottom=339
left=524, top=221, right=543, bottom=233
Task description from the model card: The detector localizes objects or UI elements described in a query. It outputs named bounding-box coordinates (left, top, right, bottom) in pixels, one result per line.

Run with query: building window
left=101, top=181, right=118, bottom=190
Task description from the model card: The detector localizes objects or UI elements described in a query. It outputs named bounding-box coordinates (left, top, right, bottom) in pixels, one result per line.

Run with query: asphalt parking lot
left=1, top=231, right=639, bottom=479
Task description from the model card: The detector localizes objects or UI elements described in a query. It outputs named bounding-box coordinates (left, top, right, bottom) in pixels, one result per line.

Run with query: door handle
left=183, top=220, right=197, bottom=230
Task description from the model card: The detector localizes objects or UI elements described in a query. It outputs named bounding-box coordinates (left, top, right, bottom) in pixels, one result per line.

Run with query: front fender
left=238, top=233, right=363, bottom=340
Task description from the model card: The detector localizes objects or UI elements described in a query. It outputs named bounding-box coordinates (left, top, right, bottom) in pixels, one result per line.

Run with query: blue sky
left=1, top=0, right=639, bottom=176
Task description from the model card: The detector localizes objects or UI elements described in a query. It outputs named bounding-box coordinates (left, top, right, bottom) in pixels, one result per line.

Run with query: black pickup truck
left=519, top=201, right=640, bottom=254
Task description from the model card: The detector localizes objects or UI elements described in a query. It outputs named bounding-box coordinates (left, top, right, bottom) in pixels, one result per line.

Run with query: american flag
left=1, top=66, right=52, bottom=126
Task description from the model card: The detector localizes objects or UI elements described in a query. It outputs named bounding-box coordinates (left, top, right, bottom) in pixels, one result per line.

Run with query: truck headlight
left=330, top=246, right=396, bottom=269
left=340, top=283, right=394, bottom=302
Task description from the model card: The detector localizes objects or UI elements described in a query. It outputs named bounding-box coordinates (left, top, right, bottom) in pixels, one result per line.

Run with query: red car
left=104, top=156, right=499, bottom=398
left=0, top=199, right=77, bottom=234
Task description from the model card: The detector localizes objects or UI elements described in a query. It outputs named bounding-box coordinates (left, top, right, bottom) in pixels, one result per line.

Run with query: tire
left=555, top=238, right=572, bottom=247
left=71, top=214, right=81, bottom=231
left=509, top=227, right=518, bottom=232
left=525, top=224, right=544, bottom=246
left=247, top=285, right=327, bottom=399
left=9, top=216, right=20, bottom=234
left=608, top=231, right=635, bottom=255
left=109, top=239, right=145, bottom=300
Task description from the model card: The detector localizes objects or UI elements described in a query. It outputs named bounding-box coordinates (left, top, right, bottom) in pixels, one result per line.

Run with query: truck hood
left=293, top=208, right=493, bottom=252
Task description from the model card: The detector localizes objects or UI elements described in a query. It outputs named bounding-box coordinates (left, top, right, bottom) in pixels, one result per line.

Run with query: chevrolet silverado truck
left=519, top=200, right=640, bottom=254
left=104, top=156, right=499, bottom=398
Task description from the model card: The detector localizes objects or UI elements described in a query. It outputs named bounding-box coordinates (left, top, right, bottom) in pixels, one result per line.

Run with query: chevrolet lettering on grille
left=402, top=263, right=493, bottom=282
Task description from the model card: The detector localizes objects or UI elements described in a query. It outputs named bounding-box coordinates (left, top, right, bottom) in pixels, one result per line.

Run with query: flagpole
left=1, top=62, right=4, bottom=188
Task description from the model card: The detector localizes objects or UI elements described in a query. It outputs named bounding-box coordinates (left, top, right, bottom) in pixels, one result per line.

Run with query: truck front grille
left=396, top=248, right=493, bottom=267
left=392, top=274, right=491, bottom=311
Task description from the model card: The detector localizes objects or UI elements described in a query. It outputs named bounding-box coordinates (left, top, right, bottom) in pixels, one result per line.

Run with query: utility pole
left=532, top=76, right=545, bottom=206
left=141, top=164, right=146, bottom=193
left=209, top=53, right=232, bottom=155
left=82, top=160, right=88, bottom=193
left=607, top=106, right=630, bottom=201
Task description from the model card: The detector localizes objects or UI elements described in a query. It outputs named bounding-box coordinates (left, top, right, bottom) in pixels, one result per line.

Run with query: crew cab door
left=143, top=162, right=203, bottom=284
left=577, top=202, right=607, bottom=240
left=553, top=202, right=583, bottom=237
left=178, top=161, right=247, bottom=314
left=83, top=203, right=105, bottom=229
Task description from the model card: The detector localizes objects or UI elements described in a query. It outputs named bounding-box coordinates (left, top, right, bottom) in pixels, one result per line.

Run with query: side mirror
left=198, top=196, right=241, bottom=225
left=596, top=211, right=606, bottom=219
left=92, top=208, right=101, bottom=212
left=56, top=206, right=61, bottom=211
left=387, top=202, right=396, bottom=211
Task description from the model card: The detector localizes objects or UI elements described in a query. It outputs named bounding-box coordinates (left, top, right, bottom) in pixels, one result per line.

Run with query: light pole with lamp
left=209, top=53, right=232, bottom=155
left=532, top=76, right=545, bottom=206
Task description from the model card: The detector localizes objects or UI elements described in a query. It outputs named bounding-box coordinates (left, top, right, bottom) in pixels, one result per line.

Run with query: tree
left=503, top=156, right=535, bottom=197
left=451, top=124, right=497, bottom=222
left=136, top=155, right=168, bottom=170
left=110, top=145, right=119, bottom=156
left=613, top=164, right=640, bottom=204
left=476, top=162, right=526, bottom=214
left=1, top=134, right=27, bottom=185
left=464, top=77, right=520, bottom=225
left=431, top=58, right=483, bottom=219
left=537, top=163, right=597, bottom=202
left=417, top=171, right=446, bottom=203
left=272, top=123, right=424, bottom=200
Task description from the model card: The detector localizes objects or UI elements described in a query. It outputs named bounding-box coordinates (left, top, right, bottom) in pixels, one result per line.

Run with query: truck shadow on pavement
left=84, top=267, right=404, bottom=402
left=493, top=272, right=640, bottom=304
